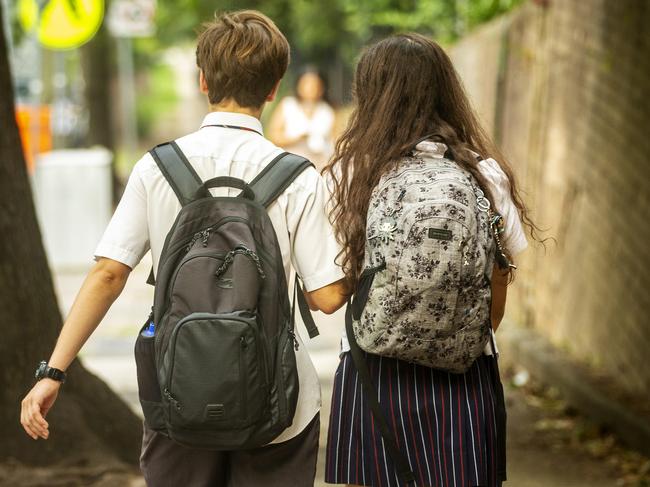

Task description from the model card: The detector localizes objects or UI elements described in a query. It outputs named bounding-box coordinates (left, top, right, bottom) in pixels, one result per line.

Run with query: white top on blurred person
left=268, top=68, right=335, bottom=171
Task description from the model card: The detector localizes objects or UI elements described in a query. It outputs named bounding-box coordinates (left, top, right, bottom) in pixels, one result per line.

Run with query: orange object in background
left=16, top=105, right=52, bottom=174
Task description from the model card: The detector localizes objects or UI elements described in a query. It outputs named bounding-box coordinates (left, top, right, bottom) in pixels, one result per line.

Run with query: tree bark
left=80, top=4, right=126, bottom=204
left=81, top=23, right=115, bottom=153
left=0, top=4, right=141, bottom=466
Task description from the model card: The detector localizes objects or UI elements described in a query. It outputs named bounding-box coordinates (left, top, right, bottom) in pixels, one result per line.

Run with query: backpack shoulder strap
left=250, top=152, right=319, bottom=337
left=149, top=141, right=209, bottom=206
left=249, top=152, right=313, bottom=208
left=294, top=278, right=320, bottom=339
left=146, top=141, right=210, bottom=286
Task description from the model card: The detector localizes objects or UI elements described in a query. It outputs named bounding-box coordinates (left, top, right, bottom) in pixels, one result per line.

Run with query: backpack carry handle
left=202, top=176, right=256, bottom=200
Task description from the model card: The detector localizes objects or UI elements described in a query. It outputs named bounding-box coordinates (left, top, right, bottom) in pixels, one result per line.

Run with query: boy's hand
left=20, top=379, right=60, bottom=440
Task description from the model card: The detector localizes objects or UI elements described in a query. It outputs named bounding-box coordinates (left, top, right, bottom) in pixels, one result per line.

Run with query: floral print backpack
left=350, top=141, right=508, bottom=373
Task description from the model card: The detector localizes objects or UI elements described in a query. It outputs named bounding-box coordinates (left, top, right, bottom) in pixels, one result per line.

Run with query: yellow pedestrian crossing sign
left=18, top=0, right=105, bottom=50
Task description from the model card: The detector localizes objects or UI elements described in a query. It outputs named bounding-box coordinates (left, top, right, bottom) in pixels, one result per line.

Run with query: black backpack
left=134, top=141, right=319, bottom=450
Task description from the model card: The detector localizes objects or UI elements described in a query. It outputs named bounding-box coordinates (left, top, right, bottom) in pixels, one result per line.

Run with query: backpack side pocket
left=135, top=318, right=165, bottom=430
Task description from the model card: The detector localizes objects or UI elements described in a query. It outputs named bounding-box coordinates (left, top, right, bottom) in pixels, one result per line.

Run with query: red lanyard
left=201, top=124, right=263, bottom=137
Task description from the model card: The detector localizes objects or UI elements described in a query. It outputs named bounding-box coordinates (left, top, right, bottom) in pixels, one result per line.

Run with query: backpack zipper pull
left=215, top=247, right=266, bottom=280
left=288, top=329, right=299, bottom=350
left=489, top=212, right=517, bottom=270
left=215, top=251, right=236, bottom=279
left=201, top=229, right=211, bottom=247
left=236, top=246, right=266, bottom=279
left=163, top=388, right=182, bottom=410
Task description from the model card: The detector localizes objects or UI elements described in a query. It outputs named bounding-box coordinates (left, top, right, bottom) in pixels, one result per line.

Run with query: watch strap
left=36, top=361, right=66, bottom=383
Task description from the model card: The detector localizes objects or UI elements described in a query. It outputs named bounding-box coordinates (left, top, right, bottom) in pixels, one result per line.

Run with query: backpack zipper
left=240, top=336, right=248, bottom=420
left=287, top=328, right=299, bottom=351
left=164, top=216, right=251, bottom=266
left=163, top=387, right=181, bottom=411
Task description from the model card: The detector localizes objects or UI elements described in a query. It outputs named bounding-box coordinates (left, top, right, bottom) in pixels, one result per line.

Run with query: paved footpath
left=53, top=258, right=621, bottom=487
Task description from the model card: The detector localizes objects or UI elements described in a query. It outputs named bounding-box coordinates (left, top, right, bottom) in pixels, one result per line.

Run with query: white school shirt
left=94, top=111, right=344, bottom=443
left=339, top=140, right=528, bottom=356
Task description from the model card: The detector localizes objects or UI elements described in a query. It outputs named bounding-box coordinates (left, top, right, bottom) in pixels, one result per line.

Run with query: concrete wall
left=449, top=0, right=650, bottom=396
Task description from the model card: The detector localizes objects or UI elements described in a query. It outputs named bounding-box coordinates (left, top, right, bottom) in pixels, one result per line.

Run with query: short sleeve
left=94, top=158, right=150, bottom=268
left=286, top=167, right=344, bottom=291
left=478, top=158, right=528, bottom=256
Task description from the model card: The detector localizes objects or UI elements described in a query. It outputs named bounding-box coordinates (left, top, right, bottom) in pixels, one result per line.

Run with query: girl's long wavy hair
left=324, top=33, right=538, bottom=290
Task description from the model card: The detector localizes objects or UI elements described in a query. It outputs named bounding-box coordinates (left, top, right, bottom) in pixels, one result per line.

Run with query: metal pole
left=52, top=50, right=66, bottom=148
left=116, top=36, right=137, bottom=163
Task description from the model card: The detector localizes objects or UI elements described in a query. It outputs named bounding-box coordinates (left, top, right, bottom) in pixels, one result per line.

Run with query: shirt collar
left=200, top=111, right=264, bottom=136
left=414, top=140, right=448, bottom=158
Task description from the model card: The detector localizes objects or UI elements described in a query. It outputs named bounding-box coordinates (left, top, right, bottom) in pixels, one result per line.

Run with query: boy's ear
left=199, top=70, right=209, bottom=95
left=266, top=80, right=282, bottom=102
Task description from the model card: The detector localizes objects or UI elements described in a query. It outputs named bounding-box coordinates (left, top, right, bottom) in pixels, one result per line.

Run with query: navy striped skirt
left=325, top=352, right=506, bottom=487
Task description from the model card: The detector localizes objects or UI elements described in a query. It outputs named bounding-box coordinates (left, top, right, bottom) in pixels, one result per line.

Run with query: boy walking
left=21, top=10, right=346, bottom=486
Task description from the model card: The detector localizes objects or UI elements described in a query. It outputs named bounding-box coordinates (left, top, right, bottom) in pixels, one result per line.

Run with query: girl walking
left=268, top=68, right=335, bottom=171
left=323, top=34, right=535, bottom=487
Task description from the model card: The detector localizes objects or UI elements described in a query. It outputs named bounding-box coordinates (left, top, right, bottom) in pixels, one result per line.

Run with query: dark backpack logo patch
left=428, top=228, right=453, bottom=241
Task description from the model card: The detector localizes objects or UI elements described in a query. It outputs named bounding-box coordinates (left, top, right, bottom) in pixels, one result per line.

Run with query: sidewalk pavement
left=53, top=257, right=622, bottom=487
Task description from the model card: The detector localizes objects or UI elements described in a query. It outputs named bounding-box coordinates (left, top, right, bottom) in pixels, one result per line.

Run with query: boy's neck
left=208, top=99, right=264, bottom=120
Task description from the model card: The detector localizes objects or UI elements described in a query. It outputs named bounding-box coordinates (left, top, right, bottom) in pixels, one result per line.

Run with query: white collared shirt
left=95, top=111, right=344, bottom=443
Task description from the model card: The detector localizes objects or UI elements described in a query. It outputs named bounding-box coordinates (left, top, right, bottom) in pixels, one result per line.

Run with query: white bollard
left=32, top=147, right=113, bottom=270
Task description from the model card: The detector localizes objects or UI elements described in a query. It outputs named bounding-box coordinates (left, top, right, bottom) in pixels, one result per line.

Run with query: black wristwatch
left=35, top=361, right=66, bottom=384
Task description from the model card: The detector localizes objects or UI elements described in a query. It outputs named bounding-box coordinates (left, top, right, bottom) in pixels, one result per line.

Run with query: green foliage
left=148, top=0, right=525, bottom=64
left=132, top=0, right=526, bottom=113
left=135, top=61, right=178, bottom=137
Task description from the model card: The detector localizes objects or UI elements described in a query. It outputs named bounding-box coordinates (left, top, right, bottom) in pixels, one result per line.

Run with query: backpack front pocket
left=162, top=312, right=268, bottom=430
left=395, top=213, right=471, bottom=336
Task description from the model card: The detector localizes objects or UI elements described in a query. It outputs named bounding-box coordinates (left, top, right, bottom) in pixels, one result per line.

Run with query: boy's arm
left=304, top=278, right=347, bottom=314
left=20, top=258, right=131, bottom=440
left=287, top=167, right=346, bottom=315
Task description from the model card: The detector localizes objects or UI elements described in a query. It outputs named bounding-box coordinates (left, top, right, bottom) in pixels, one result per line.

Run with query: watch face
left=35, top=361, right=47, bottom=379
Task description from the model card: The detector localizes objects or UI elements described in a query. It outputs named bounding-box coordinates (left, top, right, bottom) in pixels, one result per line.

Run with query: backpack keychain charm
left=474, top=184, right=516, bottom=270
left=369, top=189, right=405, bottom=244
left=375, top=217, right=398, bottom=244
left=490, top=213, right=517, bottom=270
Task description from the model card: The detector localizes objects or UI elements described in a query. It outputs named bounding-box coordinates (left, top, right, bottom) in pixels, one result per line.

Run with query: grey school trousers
left=140, top=414, right=320, bottom=487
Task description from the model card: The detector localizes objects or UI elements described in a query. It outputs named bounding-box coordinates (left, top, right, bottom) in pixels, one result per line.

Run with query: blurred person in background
left=268, top=67, right=335, bottom=171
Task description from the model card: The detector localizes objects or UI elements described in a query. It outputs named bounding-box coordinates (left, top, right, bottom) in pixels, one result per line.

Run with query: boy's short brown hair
left=196, top=10, right=290, bottom=108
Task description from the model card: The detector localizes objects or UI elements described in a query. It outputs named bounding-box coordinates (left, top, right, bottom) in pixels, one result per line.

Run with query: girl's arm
left=491, top=264, right=510, bottom=330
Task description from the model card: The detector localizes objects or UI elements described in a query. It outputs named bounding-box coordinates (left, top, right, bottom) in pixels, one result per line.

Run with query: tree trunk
left=81, top=23, right=115, bottom=153
left=80, top=5, right=125, bottom=204
left=0, top=4, right=141, bottom=467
